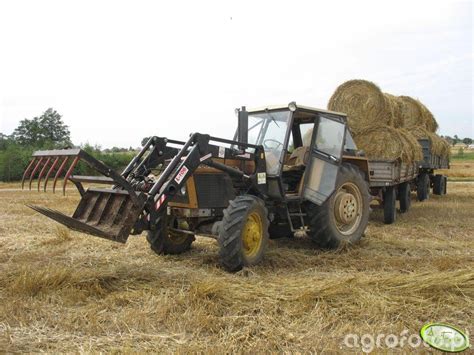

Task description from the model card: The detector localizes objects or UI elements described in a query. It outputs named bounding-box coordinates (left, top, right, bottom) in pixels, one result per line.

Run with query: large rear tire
left=305, top=164, right=370, bottom=249
left=147, top=211, right=195, bottom=255
left=383, top=186, right=397, bottom=224
left=417, top=173, right=430, bottom=201
left=218, top=195, right=269, bottom=272
left=398, top=182, right=411, bottom=213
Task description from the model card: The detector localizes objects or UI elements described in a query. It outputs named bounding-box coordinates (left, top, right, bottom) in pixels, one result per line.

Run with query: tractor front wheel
left=147, top=211, right=195, bottom=255
left=218, top=195, right=269, bottom=272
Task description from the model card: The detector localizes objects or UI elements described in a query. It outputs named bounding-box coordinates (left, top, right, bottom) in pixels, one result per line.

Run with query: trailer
left=367, top=138, right=449, bottom=225
left=417, top=138, right=449, bottom=198
left=368, top=159, right=418, bottom=224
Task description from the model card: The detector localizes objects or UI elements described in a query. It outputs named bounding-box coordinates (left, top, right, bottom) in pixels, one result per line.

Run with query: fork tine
left=21, top=158, right=37, bottom=190
left=43, top=156, right=60, bottom=192
left=53, top=157, right=69, bottom=193
left=62, top=156, right=80, bottom=196
left=37, top=157, right=51, bottom=191
left=28, top=157, right=44, bottom=190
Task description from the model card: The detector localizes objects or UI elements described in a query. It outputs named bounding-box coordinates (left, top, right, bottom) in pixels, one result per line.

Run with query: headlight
left=288, top=101, right=297, bottom=112
left=180, top=186, right=187, bottom=195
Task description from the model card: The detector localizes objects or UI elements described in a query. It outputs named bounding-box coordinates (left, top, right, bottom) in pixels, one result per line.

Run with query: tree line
left=443, top=135, right=473, bottom=147
left=1, top=108, right=473, bottom=182
left=0, top=109, right=136, bottom=182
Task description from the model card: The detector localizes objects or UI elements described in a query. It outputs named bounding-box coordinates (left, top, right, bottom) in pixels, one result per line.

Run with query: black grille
left=194, top=174, right=235, bottom=208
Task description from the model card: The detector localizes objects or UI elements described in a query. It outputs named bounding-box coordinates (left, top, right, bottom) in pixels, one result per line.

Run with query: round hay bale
left=352, top=126, right=422, bottom=163
left=417, top=101, right=438, bottom=132
left=398, top=96, right=425, bottom=128
left=439, top=138, right=451, bottom=158
left=410, top=126, right=446, bottom=156
left=384, top=93, right=403, bottom=128
left=327, top=80, right=393, bottom=134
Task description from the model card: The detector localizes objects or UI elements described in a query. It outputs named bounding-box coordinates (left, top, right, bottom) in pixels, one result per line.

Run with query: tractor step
left=28, top=188, right=145, bottom=243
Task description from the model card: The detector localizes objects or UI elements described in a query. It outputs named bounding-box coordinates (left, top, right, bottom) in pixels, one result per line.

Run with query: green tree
left=12, top=108, right=71, bottom=148
left=0, top=144, right=33, bottom=181
left=462, top=137, right=473, bottom=146
left=453, top=135, right=460, bottom=146
left=0, top=133, right=12, bottom=150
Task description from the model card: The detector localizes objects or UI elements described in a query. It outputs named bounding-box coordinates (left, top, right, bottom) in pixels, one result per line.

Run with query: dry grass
left=438, top=160, right=474, bottom=180
left=0, top=182, right=473, bottom=352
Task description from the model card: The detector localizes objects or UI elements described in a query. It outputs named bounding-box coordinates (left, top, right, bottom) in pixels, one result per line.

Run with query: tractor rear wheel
left=417, top=173, right=430, bottom=201
left=218, top=195, right=269, bottom=272
left=305, top=164, right=369, bottom=249
left=398, top=182, right=411, bottom=213
left=147, top=211, right=195, bottom=255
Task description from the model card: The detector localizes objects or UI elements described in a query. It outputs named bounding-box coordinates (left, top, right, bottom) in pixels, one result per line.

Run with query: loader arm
left=23, top=133, right=267, bottom=244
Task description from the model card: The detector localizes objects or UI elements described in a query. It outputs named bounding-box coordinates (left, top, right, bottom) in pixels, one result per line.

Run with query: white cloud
left=0, top=0, right=472, bottom=147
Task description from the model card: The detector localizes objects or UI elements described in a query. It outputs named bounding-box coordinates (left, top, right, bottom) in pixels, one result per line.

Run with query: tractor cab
left=236, top=103, right=356, bottom=205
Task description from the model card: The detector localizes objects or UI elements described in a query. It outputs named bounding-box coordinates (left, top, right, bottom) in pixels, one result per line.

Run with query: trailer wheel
left=147, top=211, right=195, bottom=255
left=218, top=195, right=269, bottom=272
left=305, top=164, right=369, bottom=249
left=398, top=182, right=411, bottom=213
left=383, top=186, right=397, bottom=224
left=417, top=173, right=430, bottom=201
left=433, top=174, right=444, bottom=195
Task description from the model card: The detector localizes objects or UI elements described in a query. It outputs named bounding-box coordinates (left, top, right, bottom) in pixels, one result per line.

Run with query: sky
left=0, top=0, right=472, bottom=148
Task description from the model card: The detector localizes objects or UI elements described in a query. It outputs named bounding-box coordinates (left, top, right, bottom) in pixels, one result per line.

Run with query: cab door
left=303, top=114, right=346, bottom=205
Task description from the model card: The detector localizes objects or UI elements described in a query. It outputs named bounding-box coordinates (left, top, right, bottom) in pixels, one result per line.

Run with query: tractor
left=23, top=102, right=370, bottom=271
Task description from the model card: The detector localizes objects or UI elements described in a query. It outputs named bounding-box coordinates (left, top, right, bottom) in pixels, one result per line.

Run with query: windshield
left=247, top=111, right=291, bottom=175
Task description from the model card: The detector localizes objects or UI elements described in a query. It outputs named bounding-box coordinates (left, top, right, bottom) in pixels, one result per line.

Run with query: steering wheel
left=263, top=139, right=283, bottom=150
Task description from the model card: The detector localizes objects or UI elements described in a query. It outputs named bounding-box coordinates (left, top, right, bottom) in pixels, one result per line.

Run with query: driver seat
left=283, top=146, right=310, bottom=171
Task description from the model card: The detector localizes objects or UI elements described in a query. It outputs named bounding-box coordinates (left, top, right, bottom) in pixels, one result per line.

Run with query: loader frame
left=24, top=132, right=268, bottom=242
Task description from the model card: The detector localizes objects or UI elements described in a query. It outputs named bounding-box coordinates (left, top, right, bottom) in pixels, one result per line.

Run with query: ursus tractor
left=23, top=102, right=370, bottom=271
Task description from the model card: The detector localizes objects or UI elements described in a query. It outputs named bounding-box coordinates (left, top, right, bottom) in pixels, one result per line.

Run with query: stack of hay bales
left=327, top=79, right=449, bottom=163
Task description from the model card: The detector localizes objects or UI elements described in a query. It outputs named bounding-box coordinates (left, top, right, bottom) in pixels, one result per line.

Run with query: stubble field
left=0, top=163, right=473, bottom=352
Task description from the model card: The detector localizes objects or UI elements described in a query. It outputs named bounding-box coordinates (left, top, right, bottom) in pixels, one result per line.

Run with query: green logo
left=420, top=323, right=470, bottom=353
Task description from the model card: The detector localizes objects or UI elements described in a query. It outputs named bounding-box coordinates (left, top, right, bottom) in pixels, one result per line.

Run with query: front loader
left=23, top=102, right=371, bottom=271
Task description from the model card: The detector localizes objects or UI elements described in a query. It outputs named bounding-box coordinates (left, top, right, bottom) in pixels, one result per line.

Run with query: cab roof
left=246, top=103, right=347, bottom=117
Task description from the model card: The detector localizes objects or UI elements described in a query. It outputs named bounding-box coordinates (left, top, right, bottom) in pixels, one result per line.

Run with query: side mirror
left=237, top=106, right=248, bottom=148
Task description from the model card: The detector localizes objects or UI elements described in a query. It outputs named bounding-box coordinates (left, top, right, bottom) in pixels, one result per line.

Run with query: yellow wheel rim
left=333, top=182, right=363, bottom=236
left=168, top=219, right=189, bottom=244
left=242, top=211, right=263, bottom=258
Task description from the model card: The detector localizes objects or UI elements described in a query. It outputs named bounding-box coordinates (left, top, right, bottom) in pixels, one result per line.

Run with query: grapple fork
left=22, top=149, right=82, bottom=194
left=22, top=148, right=146, bottom=242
